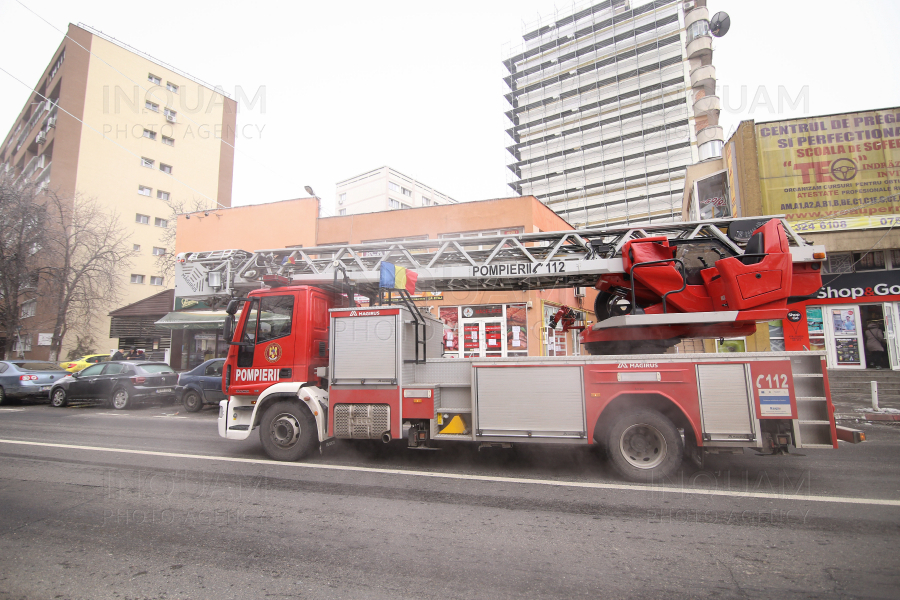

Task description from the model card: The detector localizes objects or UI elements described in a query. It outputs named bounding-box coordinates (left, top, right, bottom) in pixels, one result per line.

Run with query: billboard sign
left=755, top=108, right=900, bottom=231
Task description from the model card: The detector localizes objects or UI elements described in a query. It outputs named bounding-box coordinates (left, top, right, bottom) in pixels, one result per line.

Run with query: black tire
left=111, top=387, right=131, bottom=410
left=594, top=288, right=633, bottom=322
left=259, top=401, right=318, bottom=462
left=0, top=386, right=6, bottom=406
left=50, top=387, right=68, bottom=408
left=182, top=390, right=203, bottom=412
left=605, top=408, right=683, bottom=483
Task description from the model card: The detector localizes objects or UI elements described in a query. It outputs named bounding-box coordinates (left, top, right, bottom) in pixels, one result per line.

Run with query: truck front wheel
left=259, top=401, right=317, bottom=462
left=605, top=408, right=683, bottom=483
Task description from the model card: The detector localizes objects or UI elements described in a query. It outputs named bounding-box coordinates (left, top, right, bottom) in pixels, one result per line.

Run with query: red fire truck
left=176, top=218, right=863, bottom=482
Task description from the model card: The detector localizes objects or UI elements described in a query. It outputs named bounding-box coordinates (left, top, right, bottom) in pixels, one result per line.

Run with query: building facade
left=682, top=106, right=900, bottom=370
left=0, top=23, right=236, bottom=360
left=169, top=196, right=592, bottom=369
left=335, top=166, right=458, bottom=216
left=502, top=0, right=723, bottom=227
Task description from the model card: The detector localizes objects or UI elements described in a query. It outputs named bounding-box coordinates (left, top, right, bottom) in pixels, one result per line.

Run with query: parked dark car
left=0, top=361, right=70, bottom=405
left=49, top=361, right=178, bottom=410
left=176, top=358, right=225, bottom=412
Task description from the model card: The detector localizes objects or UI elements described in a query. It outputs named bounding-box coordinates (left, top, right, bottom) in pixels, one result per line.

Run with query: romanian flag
left=281, top=256, right=296, bottom=265
left=379, top=262, right=418, bottom=294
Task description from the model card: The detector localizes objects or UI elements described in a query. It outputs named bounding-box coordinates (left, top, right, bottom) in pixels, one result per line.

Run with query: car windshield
left=11, top=361, right=64, bottom=371
left=140, top=364, right=175, bottom=374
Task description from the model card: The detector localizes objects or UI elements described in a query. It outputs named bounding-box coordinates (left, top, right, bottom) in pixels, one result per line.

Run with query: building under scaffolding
left=502, top=0, right=723, bottom=227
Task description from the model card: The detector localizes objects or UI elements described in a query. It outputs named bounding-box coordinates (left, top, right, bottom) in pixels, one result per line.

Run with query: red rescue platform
left=582, top=219, right=824, bottom=354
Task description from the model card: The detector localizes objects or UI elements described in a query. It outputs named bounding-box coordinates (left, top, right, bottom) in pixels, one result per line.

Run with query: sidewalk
left=831, top=391, right=900, bottom=422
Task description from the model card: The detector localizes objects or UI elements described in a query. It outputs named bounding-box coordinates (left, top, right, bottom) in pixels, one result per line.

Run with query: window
left=166, top=82, right=178, bottom=93
left=205, top=361, right=224, bottom=377
left=148, top=74, right=161, bottom=85
left=388, top=182, right=401, bottom=193
left=135, top=213, right=149, bottom=224
left=13, top=336, right=32, bottom=353
left=389, top=199, right=400, bottom=209
left=339, top=209, right=347, bottom=216
left=150, top=276, right=164, bottom=286
left=159, top=163, right=172, bottom=174
left=422, top=197, right=431, bottom=206
left=162, top=136, right=174, bottom=146
left=401, top=187, right=412, bottom=197
left=338, top=192, right=346, bottom=204
left=164, top=108, right=177, bottom=121
left=20, top=300, right=36, bottom=318
left=133, top=244, right=141, bottom=252
left=157, top=190, right=170, bottom=201
left=825, top=253, right=853, bottom=274
left=892, top=250, right=900, bottom=268
left=145, top=100, right=159, bottom=112
left=79, top=364, right=104, bottom=377
left=138, top=185, right=152, bottom=196
left=401, top=203, right=411, bottom=209
left=154, top=217, right=167, bottom=228
left=141, top=157, right=154, bottom=168
left=152, top=246, right=166, bottom=256
left=143, top=129, right=156, bottom=140
left=130, top=274, right=145, bottom=284
left=258, top=295, right=294, bottom=343
left=853, top=250, right=884, bottom=271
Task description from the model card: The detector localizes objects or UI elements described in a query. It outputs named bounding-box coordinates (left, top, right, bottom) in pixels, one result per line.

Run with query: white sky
left=1, top=0, right=898, bottom=216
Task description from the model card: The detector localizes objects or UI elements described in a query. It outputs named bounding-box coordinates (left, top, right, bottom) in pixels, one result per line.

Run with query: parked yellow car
left=60, top=354, right=109, bottom=373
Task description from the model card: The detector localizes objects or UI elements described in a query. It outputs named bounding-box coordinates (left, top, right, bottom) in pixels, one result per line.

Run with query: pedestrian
left=126, top=347, right=140, bottom=360
left=112, top=349, right=125, bottom=360
left=865, top=321, right=887, bottom=369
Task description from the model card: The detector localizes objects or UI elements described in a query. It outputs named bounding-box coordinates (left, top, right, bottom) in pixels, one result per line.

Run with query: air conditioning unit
left=47, top=117, right=57, bottom=128
left=574, top=286, right=585, bottom=298
left=166, top=114, right=176, bottom=123
left=35, top=132, right=47, bottom=145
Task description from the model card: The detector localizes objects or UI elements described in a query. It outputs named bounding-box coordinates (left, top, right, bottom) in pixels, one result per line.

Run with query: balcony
left=686, top=35, right=712, bottom=60
left=21, top=155, right=46, bottom=182
left=15, top=101, right=52, bottom=153
left=696, top=125, right=724, bottom=147
left=35, top=163, right=51, bottom=191
left=690, top=64, right=716, bottom=92
left=684, top=6, right=710, bottom=29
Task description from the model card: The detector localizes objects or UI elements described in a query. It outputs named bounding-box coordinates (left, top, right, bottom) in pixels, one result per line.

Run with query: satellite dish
left=710, top=11, right=731, bottom=37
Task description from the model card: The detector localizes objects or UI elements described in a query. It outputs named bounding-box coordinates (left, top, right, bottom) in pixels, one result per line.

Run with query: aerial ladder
left=175, top=217, right=825, bottom=354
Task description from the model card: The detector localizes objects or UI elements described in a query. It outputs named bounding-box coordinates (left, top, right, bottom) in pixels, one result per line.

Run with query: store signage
left=816, top=270, right=900, bottom=300
left=462, top=305, right=502, bottom=318
left=755, top=108, right=900, bottom=230
left=787, top=310, right=802, bottom=322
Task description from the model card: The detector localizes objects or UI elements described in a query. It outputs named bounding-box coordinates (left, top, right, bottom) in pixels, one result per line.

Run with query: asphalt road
left=0, top=399, right=899, bottom=600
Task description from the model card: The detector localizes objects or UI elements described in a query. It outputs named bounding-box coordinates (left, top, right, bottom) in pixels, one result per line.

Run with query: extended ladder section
left=175, top=217, right=824, bottom=301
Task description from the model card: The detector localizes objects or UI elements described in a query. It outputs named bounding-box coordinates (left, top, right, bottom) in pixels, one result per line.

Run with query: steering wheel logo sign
left=831, top=158, right=858, bottom=181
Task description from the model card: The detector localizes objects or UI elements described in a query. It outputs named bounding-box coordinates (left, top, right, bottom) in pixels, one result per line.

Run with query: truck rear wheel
left=605, top=408, right=683, bottom=483
left=259, top=401, right=317, bottom=462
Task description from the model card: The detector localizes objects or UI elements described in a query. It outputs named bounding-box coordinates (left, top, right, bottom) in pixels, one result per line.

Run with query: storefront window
left=695, top=171, right=730, bottom=220
left=807, top=307, right=826, bottom=351
left=831, top=308, right=861, bottom=365
left=439, top=307, right=459, bottom=356
left=716, top=338, right=746, bottom=353
left=767, top=321, right=785, bottom=352
left=506, top=304, right=528, bottom=357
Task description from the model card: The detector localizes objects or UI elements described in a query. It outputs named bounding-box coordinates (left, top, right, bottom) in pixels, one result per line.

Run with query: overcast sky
left=1, top=0, right=898, bottom=215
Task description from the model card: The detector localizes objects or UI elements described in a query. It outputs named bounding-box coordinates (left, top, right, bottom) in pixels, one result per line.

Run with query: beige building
left=0, top=23, right=236, bottom=359
left=335, top=166, right=458, bottom=215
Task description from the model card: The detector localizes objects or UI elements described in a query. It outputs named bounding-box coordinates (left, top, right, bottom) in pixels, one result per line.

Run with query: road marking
left=152, top=415, right=188, bottom=419
left=95, top=412, right=129, bottom=417
left=0, top=408, right=25, bottom=412
left=0, top=437, right=897, bottom=507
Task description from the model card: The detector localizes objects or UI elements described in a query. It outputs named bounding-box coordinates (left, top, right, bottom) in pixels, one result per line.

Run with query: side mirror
left=71, top=371, right=80, bottom=378
left=226, top=298, right=241, bottom=315
left=223, top=314, right=235, bottom=342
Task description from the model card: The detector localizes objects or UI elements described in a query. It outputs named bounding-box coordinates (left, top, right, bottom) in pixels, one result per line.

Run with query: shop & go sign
left=816, top=271, right=900, bottom=301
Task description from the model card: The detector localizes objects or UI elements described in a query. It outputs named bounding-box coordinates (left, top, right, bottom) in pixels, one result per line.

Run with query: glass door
left=463, top=322, right=481, bottom=358
left=461, top=319, right=506, bottom=358
left=885, top=303, right=900, bottom=370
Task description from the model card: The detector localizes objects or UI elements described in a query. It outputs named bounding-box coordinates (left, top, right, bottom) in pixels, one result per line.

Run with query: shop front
left=783, top=270, right=900, bottom=370
left=439, top=304, right=529, bottom=359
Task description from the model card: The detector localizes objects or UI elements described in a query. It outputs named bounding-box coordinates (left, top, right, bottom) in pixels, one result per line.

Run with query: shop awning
left=155, top=311, right=229, bottom=330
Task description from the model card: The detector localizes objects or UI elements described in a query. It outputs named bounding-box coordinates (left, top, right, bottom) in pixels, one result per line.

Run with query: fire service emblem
left=264, top=342, right=282, bottom=363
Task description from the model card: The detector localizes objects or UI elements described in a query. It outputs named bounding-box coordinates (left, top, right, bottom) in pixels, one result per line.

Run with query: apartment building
left=335, top=166, right=458, bottom=216
left=0, top=23, right=235, bottom=359
left=502, top=0, right=723, bottom=227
